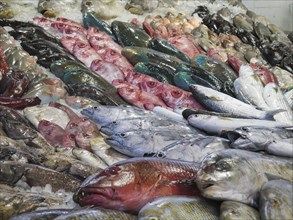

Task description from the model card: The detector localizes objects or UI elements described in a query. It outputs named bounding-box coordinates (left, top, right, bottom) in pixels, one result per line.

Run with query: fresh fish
left=153, top=106, right=188, bottom=124
left=138, top=196, right=220, bottom=220
left=270, top=66, right=293, bottom=91
left=74, top=158, right=199, bottom=213
left=89, top=138, right=129, bottom=166
left=263, top=83, right=293, bottom=125
left=259, top=180, right=293, bottom=220
left=249, top=63, right=279, bottom=86
left=105, top=129, right=196, bottom=157
left=65, top=95, right=99, bottom=109
left=233, top=14, right=254, bottom=32
left=38, top=0, right=77, bottom=17
left=54, top=207, right=136, bottom=220
left=0, top=161, right=81, bottom=192
left=0, top=1, right=14, bottom=19
left=190, top=84, right=281, bottom=119
left=196, top=149, right=293, bottom=207
left=125, top=0, right=159, bottom=15
left=254, top=22, right=271, bottom=40
left=81, top=105, right=157, bottom=126
left=100, top=116, right=197, bottom=136
left=234, top=65, right=270, bottom=110
left=220, top=201, right=260, bottom=220
left=23, top=105, right=70, bottom=129
left=91, top=60, right=125, bottom=83
left=284, top=89, right=293, bottom=109
left=10, top=209, right=72, bottom=220
left=224, top=126, right=293, bottom=157
left=186, top=114, right=290, bottom=135
left=72, top=148, right=108, bottom=169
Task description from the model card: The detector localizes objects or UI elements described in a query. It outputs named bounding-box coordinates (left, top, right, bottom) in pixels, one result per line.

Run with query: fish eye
left=215, top=160, right=231, bottom=171
left=171, top=90, right=182, bottom=98
left=119, top=133, right=126, bottom=137
left=107, top=166, right=121, bottom=175
left=93, top=106, right=98, bottom=109
left=241, top=127, right=248, bottom=132
left=112, top=121, right=117, bottom=124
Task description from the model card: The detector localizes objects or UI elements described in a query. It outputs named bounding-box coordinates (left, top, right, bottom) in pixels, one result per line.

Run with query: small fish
left=220, top=201, right=260, bottom=220
left=138, top=196, right=220, bottom=220
left=259, top=180, right=293, bottom=220
left=10, top=209, right=72, bottom=220
left=74, top=158, right=200, bottom=214
left=196, top=149, right=293, bottom=207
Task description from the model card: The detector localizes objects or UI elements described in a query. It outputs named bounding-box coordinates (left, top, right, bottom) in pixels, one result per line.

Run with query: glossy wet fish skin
left=74, top=157, right=199, bottom=214
left=196, top=149, right=293, bottom=206
left=9, top=209, right=72, bottom=220
left=138, top=196, right=220, bottom=220
left=72, top=148, right=108, bottom=169
left=259, top=179, right=293, bottom=220
left=220, top=201, right=260, bottom=220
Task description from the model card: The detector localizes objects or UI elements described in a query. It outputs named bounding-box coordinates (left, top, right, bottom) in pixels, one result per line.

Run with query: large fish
left=224, top=126, right=293, bottom=157
left=196, top=149, right=293, bottom=207
left=220, top=201, right=260, bottom=220
left=74, top=158, right=200, bottom=214
left=138, top=196, right=219, bottom=220
left=189, top=84, right=281, bottom=119
left=259, top=180, right=293, bottom=220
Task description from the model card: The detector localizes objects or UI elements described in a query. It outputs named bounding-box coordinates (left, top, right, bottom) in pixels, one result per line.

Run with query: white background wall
left=242, top=0, right=293, bottom=32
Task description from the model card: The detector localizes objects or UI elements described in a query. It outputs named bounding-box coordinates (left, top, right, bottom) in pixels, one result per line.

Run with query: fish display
left=0, top=0, right=292, bottom=219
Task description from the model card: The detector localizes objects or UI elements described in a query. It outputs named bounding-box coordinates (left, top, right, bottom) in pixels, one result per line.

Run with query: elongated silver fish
left=190, top=84, right=280, bottom=119
left=220, top=201, right=260, bottom=220
left=138, top=196, right=220, bottom=220
left=259, top=180, right=293, bottom=220
left=263, top=83, right=293, bottom=125
left=284, top=89, right=293, bottom=109
left=72, top=148, right=108, bottom=169
left=187, top=114, right=290, bottom=135
left=196, top=149, right=293, bottom=207
left=234, top=65, right=270, bottom=110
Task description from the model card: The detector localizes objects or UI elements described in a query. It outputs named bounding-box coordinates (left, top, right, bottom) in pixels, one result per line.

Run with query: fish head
left=61, top=133, right=76, bottom=149
left=161, top=86, right=184, bottom=107
left=138, top=79, right=163, bottom=96
left=80, top=106, right=105, bottom=123
left=60, top=36, right=78, bottom=53
left=38, top=120, right=65, bottom=146
left=117, top=87, right=140, bottom=103
left=100, top=120, right=121, bottom=136
left=220, top=201, right=258, bottom=220
left=196, top=151, right=262, bottom=205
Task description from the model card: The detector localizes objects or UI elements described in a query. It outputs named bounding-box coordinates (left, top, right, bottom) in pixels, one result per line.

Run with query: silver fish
left=187, top=114, right=289, bottom=135
left=220, top=201, right=260, bottom=220
left=196, top=149, right=293, bottom=207
left=105, top=129, right=196, bottom=157
left=138, top=196, right=220, bottom=220
left=263, top=83, right=293, bottom=125
left=81, top=105, right=157, bottom=127
left=189, top=84, right=281, bottom=119
left=224, top=126, right=293, bottom=157
left=72, top=148, right=108, bottom=169
left=234, top=65, right=270, bottom=110
left=259, top=179, right=293, bottom=220
left=284, top=89, right=293, bottom=109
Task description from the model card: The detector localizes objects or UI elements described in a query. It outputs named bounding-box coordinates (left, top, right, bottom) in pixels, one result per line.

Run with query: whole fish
left=0, top=1, right=14, bottom=19
left=74, top=158, right=200, bottom=213
left=81, top=105, right=157, bottom=126
left=100, top=116, right=198, bottom=136
left=196, top=149, right=293, bottom=207
left=138, top=196, right=220, bottom=220
left=10, top=209, right=72, bottom=220
left=224, top=126, right=293, bottom=157
left=186, top=114, right=290, bottom=135
left=190, top=84, right=281, bottom=119
left=53, top=208, right=136, bottom=220
left=72, top=148, right=108, bottom=169
left=234, top=65, right=270, bottom=110
left=153, top=106, right=188, bottom=124
left=263, top=83, right=293, bottom=125
left=64, top=95, right=99, bottom=109
left=220, top=201, right=260, bottom=220
left=105, top=129, right=196, bottom=157
left=259, top=180, right=293, bottom=220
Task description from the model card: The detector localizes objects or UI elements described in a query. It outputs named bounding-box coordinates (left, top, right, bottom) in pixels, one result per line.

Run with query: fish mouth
left=104, top=137, right=121, bottom=147
left=75, top=187, right=115, bottom=206
left=80, top=108, right=94, bottom=117
left=199, top=181, right=215, bottom=190
left=222, top=131, right=243, bottom=142
left=100, top=127, right=113, bottom=136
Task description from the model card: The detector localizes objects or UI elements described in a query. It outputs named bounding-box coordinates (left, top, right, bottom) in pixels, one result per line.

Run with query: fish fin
left=264, top=173, right=289, bottom=181
left=264, top=109, right=286, bottom=120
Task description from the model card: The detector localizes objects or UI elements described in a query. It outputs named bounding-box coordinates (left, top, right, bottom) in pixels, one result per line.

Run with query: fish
left=196, top=149, right=293, bottom=207
left=263, top=83, right=293, bottom=125
left=284, top=89, right=293, bottom=109
left=189, top=84, right=281, bottom=119
left=152, top=106, right=188, bottom=124
left=259, top=180, right=293, bottom=220
left=100, top=116, right=198, bottom=136
left=72, top=148, right=108, bottom=169
left=64, top=95, right=99, bottom=109
left=270, top=66, right=293, bottom=91
left=74, top=158, right=200, bottom=214
left=224, top=126, right=293, bottom=157
left=81, top=105, right=157, bottom=127
left=186, top=114, right=290, bottom=135
left=105, top=129, right=196, bottom=157
left=220, top=201, right=260, bottom=220
left=125, top=0, right=159, bottom=15
left=249, top=63, right=279, bottom=86
left=9, top=209, right=72, bottom=220
left=233, top=65, right=270, bottom=110
left=138, top=196, right=220, bottom=220
left=0, top=161, right=81, bottom=192
left=89, top=138, right=130, bottom=166
left=0, top=1, right=14, bottom=19
left=38, top=0, right=77, bottom=17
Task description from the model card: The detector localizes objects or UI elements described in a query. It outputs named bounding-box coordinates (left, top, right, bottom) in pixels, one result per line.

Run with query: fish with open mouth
left=74, top=157, right=200, bottom=214
left=196, top=149, right=293, bottom=207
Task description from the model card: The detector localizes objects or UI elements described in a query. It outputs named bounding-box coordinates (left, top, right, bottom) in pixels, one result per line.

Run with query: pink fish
left=90, top=59, right=125, bottom=83
left=56, top=17, right=84, bottom=29
left=50, top=22, right=87, bottom=40
left=112, top=79, right=139, bottom=89
left=60, top=36, right=83, bottom=53
left=117, top=85, right=167, bottom=110
left=227, top=53, right=245, bottom=74
left=250, top=63, right=279, bottom=85
left=138, top=79, right=165, bottom=97
left=33, top=17, right=54, bottom=29
left=168, top=35, right=203, bottom=58
left=61, top=133, right=77, bottom=149
left=206, top=47, right=228, bottom=63
left=49, top=101, right=80, bottom=120
left=72, top=40, right=102, bottom=67
left=75, top=132, right=99, bottom=150
left=161, top=84, right=205, bottom=109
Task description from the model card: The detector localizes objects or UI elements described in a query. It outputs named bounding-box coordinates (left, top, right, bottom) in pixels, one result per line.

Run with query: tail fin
left=264, top=109, right=286, bottom=120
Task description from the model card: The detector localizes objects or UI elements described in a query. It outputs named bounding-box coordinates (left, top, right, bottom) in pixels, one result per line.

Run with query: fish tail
left=182, top=109, right=197, bottom=119
left=264, top=109, right=286, bottom=120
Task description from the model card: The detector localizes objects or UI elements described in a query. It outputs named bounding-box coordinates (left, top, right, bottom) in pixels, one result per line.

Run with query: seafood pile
left=0, top=0, right=292, bottom=219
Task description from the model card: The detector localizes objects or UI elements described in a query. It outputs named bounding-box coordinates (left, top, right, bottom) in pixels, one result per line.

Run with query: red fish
left=60, top=36, right=80, bottom=53
left=138, top=79, right=165, bottom=97
left=50, top=22, right=87, bottom=40
left=206, top=47, right=228, bottom=63
left=168, top=36, right=203, bottom=58
left=90, top=59, right=125, bottom=83
left=161, top=84, right=205, bottom=109
left=227, top=53, right=245, bottom=74
left=73, top=158, right=200, bottom=214
left=250, top=63, right=279, bottom=85
left=33, top=17, right=54, bottom=29
left=72, top=41, right=102, bottom=67
left=56, top=17, right=84, bottom=29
